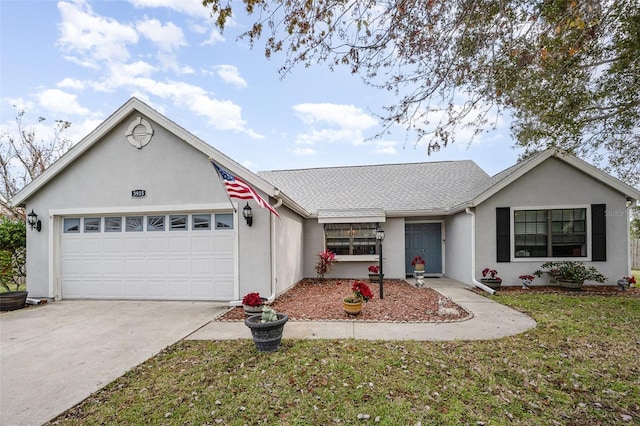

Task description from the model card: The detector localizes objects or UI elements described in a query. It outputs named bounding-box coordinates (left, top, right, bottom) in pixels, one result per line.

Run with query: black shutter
left=591, top=204, right=606, bottom=261
left=496, top=207, right=511, bottom=262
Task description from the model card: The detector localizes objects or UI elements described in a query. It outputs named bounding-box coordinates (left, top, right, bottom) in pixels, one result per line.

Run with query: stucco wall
left=444, top=212, right=473, bottom=284
left=272, top=205, right=305, bottom=296
left=303, top=217, right=406, bottom=280
left=24, top=111, right=273, bottom=300
left=475, top=157, right=630, bottom=286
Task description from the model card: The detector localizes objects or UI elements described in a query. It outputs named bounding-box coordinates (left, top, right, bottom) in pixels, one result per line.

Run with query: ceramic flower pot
left=243, top=297, right=268, bottom=316
left=414, top=263, right=425, bottom=272
left=343, top=298, right=363, bottom=315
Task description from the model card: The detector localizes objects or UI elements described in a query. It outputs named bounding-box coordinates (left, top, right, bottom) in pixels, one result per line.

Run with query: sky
left=0, top=0, right=523, bottom=176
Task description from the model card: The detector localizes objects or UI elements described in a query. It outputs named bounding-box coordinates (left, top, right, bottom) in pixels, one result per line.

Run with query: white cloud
left=128, top=0, right=211, bottom=18
left=136, top=18, right=186, bottom=52
left=293, top=147, right=316, bottom=156
left=57, top=78, right=86, bottom=90
left=295, top=128, right=362, bottom=146
left=293, top=103, right=378, bottom=130
left=201, top=30, right=225, bottom=45
left=57, top=1, right=138, bottom=64
left=372, top=140, right=398, bottom=155
left=215, top=65, right=247, bottom=88
left=37, top=89, right=90, bottom=116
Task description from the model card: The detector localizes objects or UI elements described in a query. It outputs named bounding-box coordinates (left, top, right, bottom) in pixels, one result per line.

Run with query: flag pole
left=209, top=157, right=237, bottom=213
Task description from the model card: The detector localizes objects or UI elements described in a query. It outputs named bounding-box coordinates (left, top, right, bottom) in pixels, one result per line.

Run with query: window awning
left=317, top=209, right=386, bottom=223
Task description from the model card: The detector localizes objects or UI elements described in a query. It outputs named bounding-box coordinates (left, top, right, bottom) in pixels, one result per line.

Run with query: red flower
left=242, top=292, right=263, bottom=307
left=411, top=255, right=425, bottom=266
left=482, top=268, right=500, bottom=280
left=624, top=276, right=636, bottom=284
left=351, top=280, right=374, bottom=302
left=518, top=274, right=535, bottom=281
left=368, top=265, right=379, bottom=273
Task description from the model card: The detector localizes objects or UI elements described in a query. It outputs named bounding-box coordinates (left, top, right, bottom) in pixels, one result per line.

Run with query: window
left=170, top=215, right=188, bottom=231
left=325, top=223, right=378, bottom=255
left=105, top=217, right=122, bottom=232
left=514, top=208, right=587, bottom=258
left=84, top=217, right=101, bottom=233
left=147, top=216, right=165, bottom=231
left=125, top=216, right=144, bottom=232
left=63, top=218, right=80, bottom=233
left=215, top=214, right=233, bottom=229
left=192, top=214, right=211, bottom=230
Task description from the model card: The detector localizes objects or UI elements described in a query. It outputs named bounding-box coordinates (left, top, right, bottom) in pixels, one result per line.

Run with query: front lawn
left=48, top=293, right=639, bottom=425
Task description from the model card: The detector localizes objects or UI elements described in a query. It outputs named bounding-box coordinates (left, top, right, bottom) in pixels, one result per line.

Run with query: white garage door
left=60, top=212, right=235, bottom=300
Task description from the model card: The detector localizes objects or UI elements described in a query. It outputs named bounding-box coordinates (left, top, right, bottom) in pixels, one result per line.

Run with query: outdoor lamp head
left=27, top=209, right=42, bottom=232
left=242, top=202, right=253, bottom=227
left=375, top=227, right=385, bottom=241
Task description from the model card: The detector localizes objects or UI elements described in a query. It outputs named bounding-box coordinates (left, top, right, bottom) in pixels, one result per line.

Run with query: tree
left=631, top=206, right=640, bottom=239
left=0, top=219, right=26, bottom=292
left=0, top=107, right=71, bottom=219
left=202, top=0, right=639, bottom=187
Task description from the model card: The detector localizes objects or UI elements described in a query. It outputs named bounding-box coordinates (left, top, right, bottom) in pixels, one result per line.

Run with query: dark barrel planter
left=481, top=279, right=502, bottom=291
left=557, top=279, right=583, bottom=291
left=0, top=291, right=28, bottom=311
left=245, top=314, right=288, bottom=352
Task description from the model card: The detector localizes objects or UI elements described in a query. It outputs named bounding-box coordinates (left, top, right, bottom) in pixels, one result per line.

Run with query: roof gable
left=11, top=98, right=287, bottom=210
left=469, top=148, right=640, bottom=205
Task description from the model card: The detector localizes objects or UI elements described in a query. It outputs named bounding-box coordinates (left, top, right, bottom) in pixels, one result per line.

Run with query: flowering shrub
left=482, top=268, right=501, bottom=280
left=534, top=261, right=606, bottom=283
left=242, top=292, right=263, bottom=307
left=411, top=255, right=425, bottom=266
left=368, top=265, right=379, bottom=273
left=347, top=280, right=374, bottom=303
left=315, top=250, right=337, bottom=278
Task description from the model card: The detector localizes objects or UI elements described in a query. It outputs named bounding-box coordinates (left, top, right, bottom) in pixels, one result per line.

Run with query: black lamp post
left=375, top=225, right=385, bottom=299
left=242, top=202, right=253, bottom=227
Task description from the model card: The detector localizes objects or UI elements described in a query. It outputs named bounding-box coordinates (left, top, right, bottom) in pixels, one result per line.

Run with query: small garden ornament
left=518, top=274, right=535, bottom=289
left=617, top=276, right=636, bottom=291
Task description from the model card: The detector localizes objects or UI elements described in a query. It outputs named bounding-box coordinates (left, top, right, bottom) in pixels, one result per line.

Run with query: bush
left=0, top=219, right=26, bottom=292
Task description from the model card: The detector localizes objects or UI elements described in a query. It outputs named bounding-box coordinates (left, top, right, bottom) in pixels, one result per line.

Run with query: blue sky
left=1, top=0, right=522, bottom=176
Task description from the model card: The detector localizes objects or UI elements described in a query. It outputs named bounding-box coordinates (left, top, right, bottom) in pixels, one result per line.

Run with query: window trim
left=509, top=205, right=592, bottom=262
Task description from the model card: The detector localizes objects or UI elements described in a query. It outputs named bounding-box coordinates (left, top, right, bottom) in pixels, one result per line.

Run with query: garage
left=60, top=212, right=236, bottom=300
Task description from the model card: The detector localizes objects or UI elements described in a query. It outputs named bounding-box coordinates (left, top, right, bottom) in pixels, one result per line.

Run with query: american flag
left=211, top=161, right=280, bottom=218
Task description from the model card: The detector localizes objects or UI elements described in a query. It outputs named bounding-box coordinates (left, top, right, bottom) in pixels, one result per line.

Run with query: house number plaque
left=131, top=189, right=146, bottom=199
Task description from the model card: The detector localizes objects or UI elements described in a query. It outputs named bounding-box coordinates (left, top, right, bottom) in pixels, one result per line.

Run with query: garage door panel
left=61, top=212, right=236, bottom=301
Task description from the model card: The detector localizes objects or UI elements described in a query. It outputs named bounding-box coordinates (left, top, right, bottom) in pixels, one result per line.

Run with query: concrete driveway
left=0, top=300, right=227, bottom=426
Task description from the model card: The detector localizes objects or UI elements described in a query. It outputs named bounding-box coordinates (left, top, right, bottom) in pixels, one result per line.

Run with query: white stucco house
left=11, top=98, right=640, bottom=301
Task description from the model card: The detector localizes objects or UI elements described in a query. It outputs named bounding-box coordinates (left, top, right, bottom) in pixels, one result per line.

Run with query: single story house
left=11, top=98, right=640, bottom=301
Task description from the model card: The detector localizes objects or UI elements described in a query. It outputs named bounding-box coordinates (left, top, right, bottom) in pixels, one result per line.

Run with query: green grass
left=48, top=294, right=639, bottom=425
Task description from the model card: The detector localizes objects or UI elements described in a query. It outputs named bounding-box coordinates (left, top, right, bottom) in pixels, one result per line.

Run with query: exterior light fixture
left=375, top=225, right=385, bottom=298
left=27, top=209, right=42, bottom=232
left=242, top=202, right=253, bottom=227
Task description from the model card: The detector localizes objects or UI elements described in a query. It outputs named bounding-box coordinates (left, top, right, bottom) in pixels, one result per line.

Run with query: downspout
left=465, top=207, right=496, bottom=295
left=627, top=200, right=636, bottom=276
left=229, top=192, right=284, bottom=307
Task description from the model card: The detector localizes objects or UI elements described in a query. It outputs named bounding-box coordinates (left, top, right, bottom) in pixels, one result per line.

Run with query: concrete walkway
left=188, top=278, right=537, bottom=341
left=0, top=300, right=228, bottom=426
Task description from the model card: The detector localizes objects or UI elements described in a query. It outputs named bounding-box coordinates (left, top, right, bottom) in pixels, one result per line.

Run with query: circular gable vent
left=126, top=117, right=153, bottom=149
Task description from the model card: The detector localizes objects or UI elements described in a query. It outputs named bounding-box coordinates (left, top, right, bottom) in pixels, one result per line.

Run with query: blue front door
left=405, top=223, right=443, bottom=275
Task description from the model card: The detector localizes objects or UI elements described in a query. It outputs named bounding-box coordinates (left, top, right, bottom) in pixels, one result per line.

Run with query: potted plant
left=342, top=280, right=374, bottom=315
left=245, top=306, right=288, bottom=352
left=616, top=276, right=636, bottom=291
left=315, top=250, right=337, bottom=278
left=411, top=255, right=426, bottom=272
left=367, top=265, right=382, bottom=281
left=0, top=219, right=28, bottom=312
left=481, top=268, right=502, bottom=290
left=518, top=274, right=535, bottom=289
left=242, top=292, right=268, bottom=316
left=534, top=261, right=607, bottom=290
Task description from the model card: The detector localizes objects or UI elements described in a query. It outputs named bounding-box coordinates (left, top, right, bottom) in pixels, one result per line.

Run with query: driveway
left=0, top=300, right=227, bottom=426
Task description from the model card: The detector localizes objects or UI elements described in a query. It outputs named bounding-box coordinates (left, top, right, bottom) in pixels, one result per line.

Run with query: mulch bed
left=216, top=279, right=471, bottom=323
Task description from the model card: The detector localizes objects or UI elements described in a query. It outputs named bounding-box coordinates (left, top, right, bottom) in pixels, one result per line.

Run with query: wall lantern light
left=27, top=209, right=42, bottom=232
left=242, top=202, right=253, bottom=227
left=375, top=226, right=385, bottom=298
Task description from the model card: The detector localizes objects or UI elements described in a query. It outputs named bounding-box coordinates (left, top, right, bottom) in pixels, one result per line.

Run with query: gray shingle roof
left=258, top=160, right=490, bottom=216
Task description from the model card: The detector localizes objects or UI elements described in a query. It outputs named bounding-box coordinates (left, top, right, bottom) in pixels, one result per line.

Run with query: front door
left=405, top=223, right=443, bottom=276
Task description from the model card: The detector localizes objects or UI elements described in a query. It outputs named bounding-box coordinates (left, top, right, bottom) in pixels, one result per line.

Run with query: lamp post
left=375, top=226, right=385, bottom=299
